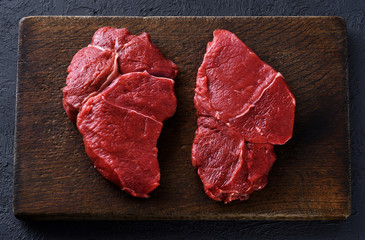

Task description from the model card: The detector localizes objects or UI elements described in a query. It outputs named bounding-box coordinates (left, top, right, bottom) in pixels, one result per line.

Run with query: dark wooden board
left=14, top=16, right=350, bottom=220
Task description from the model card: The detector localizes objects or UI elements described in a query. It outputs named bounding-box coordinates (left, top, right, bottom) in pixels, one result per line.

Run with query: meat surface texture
left=63, top=27, right=177, bottom=198
left=63, top=27, right=177, bottom=122
left=192, top=29, right=295, bottom=203
left=62, top=46, right=118, bottom=122
left=77, top=72, right=176, bottom=197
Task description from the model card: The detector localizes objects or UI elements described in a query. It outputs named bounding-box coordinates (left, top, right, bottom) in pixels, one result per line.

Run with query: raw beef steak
left=192, top=29, right=295, bottom=203
left=63, top=27, right=177, bottom=121
left=77, top=72, right=176, bottom=198
left=63, top=27, right=177, bottom=198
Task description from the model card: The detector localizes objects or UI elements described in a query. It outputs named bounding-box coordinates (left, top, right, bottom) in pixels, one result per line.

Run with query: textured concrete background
left=1, top=0, right=364, bottom=239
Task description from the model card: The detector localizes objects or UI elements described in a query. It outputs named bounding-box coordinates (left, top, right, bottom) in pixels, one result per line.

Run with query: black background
left=1, top=0, right=364, bottom=239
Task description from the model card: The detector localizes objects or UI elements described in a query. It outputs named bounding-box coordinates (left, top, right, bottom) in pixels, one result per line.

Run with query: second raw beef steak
left=192, top=30, right=295, bottom=203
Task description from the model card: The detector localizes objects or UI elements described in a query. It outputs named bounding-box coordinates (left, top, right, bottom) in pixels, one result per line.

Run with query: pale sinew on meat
left=192, top=29, right=295, bottom=203
left=63, top=27, right=177, bottom=198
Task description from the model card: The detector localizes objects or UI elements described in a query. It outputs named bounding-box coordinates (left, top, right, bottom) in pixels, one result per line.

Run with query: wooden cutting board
left=14, top=16, right=350, bottom=220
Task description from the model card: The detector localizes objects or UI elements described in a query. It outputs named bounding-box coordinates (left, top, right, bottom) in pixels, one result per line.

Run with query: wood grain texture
left=13, top=16, right=349, bottom=220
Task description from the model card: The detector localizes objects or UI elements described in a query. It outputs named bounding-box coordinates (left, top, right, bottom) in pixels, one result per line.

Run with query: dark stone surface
left=1, top=0, right=364, bottom=239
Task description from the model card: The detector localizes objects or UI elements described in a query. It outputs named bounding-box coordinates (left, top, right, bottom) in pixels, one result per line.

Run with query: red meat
left=192, top=29, right=295, bottom=202
left=91, top=71, right=177, bottom=122
left=64, top=28, right=177, bottom=198
left=63, top=27, right=177, bottom=121
left=191, top=117, right=251, bottom=203
left=77, top=72, right=176, bottom=198
left=62, top=46, right=118, bottom=122
left=91, top=27, right=132, bottom=51
left=92, top=27, right=178, bottom=78
left=227, top=73, right=296, bottom=145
